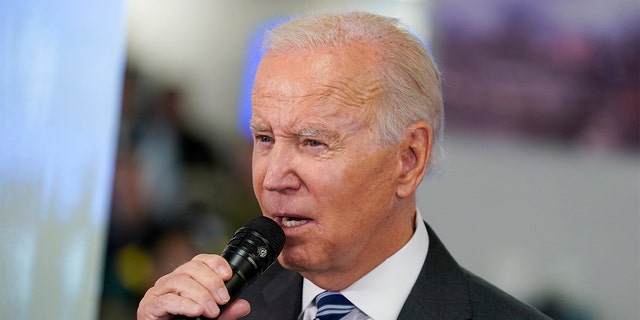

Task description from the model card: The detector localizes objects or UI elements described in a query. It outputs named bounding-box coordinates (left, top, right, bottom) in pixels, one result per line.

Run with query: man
left=138, top=11, right=551, bottom=320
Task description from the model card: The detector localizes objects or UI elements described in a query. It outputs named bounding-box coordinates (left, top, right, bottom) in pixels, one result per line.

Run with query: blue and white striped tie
left=314, top=291, right=356, bottom=320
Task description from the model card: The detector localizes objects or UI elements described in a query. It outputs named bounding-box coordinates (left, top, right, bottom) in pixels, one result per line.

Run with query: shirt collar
left=301, top=209, right=429, bottom=319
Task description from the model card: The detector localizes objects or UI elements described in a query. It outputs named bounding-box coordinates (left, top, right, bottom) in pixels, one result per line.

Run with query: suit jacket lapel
left=240, top=262, right=303, bottom=320
left=398, top=223, right=472, bottom=320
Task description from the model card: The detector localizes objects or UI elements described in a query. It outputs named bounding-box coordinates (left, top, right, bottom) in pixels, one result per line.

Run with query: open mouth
left=281, top=216, right=311, bottom=228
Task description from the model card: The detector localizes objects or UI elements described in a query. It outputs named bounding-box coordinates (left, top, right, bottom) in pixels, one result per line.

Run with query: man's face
left=250, top=45, right=414, bottom=288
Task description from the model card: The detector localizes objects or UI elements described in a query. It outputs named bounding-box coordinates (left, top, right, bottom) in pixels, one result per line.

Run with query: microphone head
left=222, top=216, right=285, bottom=274
left=243, top=216, right=286, bottom=254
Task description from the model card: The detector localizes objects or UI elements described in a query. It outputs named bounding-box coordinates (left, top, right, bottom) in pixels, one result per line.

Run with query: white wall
left=418, top=134, right=639, bottom=319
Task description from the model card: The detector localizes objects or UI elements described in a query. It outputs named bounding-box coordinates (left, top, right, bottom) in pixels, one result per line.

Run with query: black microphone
left=173, top=216, right=285, bottom=320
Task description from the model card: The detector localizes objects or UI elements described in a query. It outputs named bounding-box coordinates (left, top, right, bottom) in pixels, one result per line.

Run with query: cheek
left=251, top=159, right=266, bottom=191
left=345, top=157, right=394, bottom=190
left=340, top=156, right=398, bottom=209
left=313, top=165, right=376, bottom=219
left=307, top=163, right=349, bottom=198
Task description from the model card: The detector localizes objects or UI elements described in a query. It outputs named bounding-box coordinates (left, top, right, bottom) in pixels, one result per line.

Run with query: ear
left=396, top=121, right=431, bottom=198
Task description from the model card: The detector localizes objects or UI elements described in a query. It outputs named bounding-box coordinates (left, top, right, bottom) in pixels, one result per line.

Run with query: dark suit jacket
left=238, top=222, right=551, bottom=319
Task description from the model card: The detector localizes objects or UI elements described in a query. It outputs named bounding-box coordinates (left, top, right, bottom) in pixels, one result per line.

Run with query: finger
left=137, top=292, right=204, bottom=320
left=218, top=299, right=251, bottom=320
left=157, top=260, right=230, bottom=305
left=154, top=272, right=228, bottom=314
left=191, top=254, right=233, bottom=281
left=184, top=255, right=233, bottom=305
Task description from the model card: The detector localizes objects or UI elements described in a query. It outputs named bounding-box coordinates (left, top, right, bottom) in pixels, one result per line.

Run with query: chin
left=278, top=248, right=316, bottom=273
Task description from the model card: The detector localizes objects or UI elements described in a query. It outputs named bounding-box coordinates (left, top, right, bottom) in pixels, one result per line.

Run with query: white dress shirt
left=298, top=210, right=429, bottom=320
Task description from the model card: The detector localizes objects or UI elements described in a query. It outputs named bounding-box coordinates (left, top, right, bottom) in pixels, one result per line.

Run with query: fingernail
left=217, top=287, right=230, bottom=303
left=217, top=265, right=230, bottom=278
left=207, top=300, right=218, bottom=315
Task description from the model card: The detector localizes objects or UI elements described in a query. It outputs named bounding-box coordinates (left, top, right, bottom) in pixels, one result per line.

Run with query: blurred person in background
left=137, top=11, right=552, bottom=320
left=102, top=67, right=256, bottom=318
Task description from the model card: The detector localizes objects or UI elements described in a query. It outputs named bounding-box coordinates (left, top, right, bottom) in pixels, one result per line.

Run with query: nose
left=261, top=142, right=301, bottom=192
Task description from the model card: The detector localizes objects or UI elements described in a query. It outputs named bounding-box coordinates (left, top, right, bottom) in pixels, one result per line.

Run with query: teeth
left=282, top=217, right=309, bottom=228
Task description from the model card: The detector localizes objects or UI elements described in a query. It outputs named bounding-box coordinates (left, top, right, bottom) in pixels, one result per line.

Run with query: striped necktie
left=314, top=291, right=356, bottom=320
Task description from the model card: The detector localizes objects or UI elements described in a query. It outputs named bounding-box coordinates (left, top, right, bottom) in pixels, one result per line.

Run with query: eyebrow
left=249, top=123, right=267, bottom=133
left=249, top=122, right=335, bottom=140
left=296, top=126, right=333, bottom=138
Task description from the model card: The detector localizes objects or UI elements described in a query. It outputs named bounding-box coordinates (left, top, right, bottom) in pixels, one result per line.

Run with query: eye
left=304, top=139, right=324, bottom=147
left=255, top=135, right=273, bottom=143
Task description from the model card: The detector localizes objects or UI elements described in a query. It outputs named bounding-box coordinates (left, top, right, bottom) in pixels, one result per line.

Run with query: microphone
left=173, top=216, right=285, bottom=320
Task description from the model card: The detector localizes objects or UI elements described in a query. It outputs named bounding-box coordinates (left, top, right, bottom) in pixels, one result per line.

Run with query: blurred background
left=1, top=0, right=638, bottom=319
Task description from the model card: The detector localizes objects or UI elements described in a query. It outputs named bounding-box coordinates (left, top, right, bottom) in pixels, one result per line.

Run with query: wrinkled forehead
left=252, top=45, right=383, bottom=111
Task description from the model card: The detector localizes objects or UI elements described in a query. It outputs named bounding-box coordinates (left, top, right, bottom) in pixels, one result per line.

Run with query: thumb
left=218, top=299, right=251, bottom=320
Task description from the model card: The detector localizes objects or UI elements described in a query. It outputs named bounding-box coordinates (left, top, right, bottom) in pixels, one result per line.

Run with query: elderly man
left=138, top=11, right=550, bottom=320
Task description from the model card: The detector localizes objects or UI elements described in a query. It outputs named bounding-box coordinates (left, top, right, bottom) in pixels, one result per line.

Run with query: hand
left=137, top=254, right=251, bottom=320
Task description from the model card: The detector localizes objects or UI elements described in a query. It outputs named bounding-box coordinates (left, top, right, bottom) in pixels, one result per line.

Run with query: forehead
left=254, top=45, right=381, bottom=105
left=250, top=97, right=367, bottom=141
left=251, top=45, right=382, bottom=130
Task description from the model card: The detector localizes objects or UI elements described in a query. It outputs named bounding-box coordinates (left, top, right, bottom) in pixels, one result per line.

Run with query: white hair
left=264, top=11, right=444, bottom=176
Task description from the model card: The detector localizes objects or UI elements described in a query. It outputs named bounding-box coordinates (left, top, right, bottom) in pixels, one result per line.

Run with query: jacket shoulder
left=464, top=270, right=552, bottom=320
